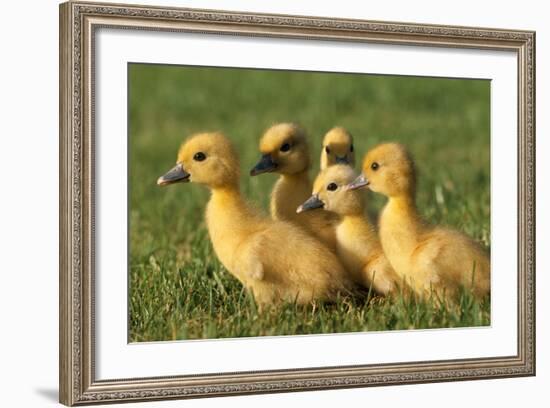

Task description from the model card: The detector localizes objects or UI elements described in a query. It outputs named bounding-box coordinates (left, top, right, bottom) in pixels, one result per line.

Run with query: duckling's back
left=412, top=227, right=490, bottom=298
left=242, top=219, right=353, bottom=304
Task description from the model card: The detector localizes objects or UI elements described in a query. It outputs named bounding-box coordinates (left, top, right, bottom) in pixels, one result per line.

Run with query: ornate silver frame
left=59, top=1, right=536, bottom=405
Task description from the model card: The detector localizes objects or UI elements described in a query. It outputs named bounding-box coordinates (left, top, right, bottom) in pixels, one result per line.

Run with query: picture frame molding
left=59, top=1, right=536, bottom=405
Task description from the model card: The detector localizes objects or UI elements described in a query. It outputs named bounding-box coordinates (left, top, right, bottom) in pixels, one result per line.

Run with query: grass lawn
left=128, top=63, right=491, bottom=342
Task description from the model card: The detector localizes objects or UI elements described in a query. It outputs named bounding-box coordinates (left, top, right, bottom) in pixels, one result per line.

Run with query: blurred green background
left=128, top=63, right=490, bottom=342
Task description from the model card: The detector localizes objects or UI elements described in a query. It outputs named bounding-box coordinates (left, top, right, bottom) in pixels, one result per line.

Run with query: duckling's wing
left=409, top=235, right=446, bottom=287
left=238, top=237, right=265, bottom=281
left=414, top=229, right=489, bottom=293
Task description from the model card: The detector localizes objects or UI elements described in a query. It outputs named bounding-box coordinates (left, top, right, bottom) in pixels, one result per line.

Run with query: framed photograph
left=59, top=1, right=535, bottom=405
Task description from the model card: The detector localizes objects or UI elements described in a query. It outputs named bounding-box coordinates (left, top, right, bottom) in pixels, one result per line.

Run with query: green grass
left=128, top=63, right=491, bottom=342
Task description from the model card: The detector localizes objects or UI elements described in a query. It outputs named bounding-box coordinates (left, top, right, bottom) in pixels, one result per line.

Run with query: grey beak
left=296, top=194, right=325, bottom=213
left=335, top=155, right=349, bottom=164
left=250, top=154, right=277, bottom=176
left=347, top=174, right=369, bottom=190
left=157, top=163, right=190, bottom=186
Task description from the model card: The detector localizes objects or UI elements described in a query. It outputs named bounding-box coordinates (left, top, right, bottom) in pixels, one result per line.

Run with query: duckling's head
left=348, top=143, right=416, bottom=198
left=320, top=127, right=355, bottom=169
left=250, top=123, right=310, bottom=176
left=157, top=132, right=240, bottom=189
left=297, top=165, right=364, bottom=216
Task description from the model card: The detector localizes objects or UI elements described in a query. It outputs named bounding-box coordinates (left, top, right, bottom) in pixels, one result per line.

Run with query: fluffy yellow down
left=320, top=127, right=355, bottom=170
left=159, top=132, right=354, bottom=306
left=251, top=123, right=338, bottom=250
left=300, top=165, right=400, bottom=295
left=352, top=143, right=490, bottom=299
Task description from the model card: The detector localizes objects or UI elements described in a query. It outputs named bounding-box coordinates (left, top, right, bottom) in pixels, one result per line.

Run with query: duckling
left=250, top=123, right=337, bottom=249
left=347, top=143, right=490, bottom=299
left=158, top=132, right=353, bottom=306
left=320, top=127, right=355, bottom=169
left=297, top=165, right=400, bottom=295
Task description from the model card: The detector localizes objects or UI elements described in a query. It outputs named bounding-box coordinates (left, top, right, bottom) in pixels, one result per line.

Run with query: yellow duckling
left=320, top=127, right=355, bottom=169
left=250, top=123, right=337, bottom=249
left=297, top=165, right=400, bottom=295
left=348, top=143, right=490, bottom=299
left=158, top=132, right=353, bottom=306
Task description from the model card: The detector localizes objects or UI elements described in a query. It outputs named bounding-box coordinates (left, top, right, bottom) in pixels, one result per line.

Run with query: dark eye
left=327, top=182, right=338, bottom=191
left=350, top=144, right=354, bottom=153
left=193, top=152, right=206, bottom=161
left=280, top=143, right=291, bottom=152
left=325, top=146, right=331, bottom=154
left=371, top=162, right=379, bottom=171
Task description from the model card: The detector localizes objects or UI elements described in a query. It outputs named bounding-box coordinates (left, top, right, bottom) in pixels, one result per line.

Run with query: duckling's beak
left=296, top=194, right=325, bottom=213
left=347, top=174, right=369, bottom=190
left=250, top=154, right=277, bottom=176
left=157, top=163, right=190, bottom=186
left=335, top=155, right=349, bottom=164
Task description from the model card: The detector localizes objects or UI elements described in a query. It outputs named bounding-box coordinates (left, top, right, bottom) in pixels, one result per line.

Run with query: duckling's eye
left=371, top=162, right=379, bottom=171
left=350, top=144, right=354, bottom=153
left=193, top=152, right=206, bottom=162
left=327, top=182, right=338, bottom=191
left=280, top=143, right=291, bottom=152
left=325, top=146, right=331, bottom=154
